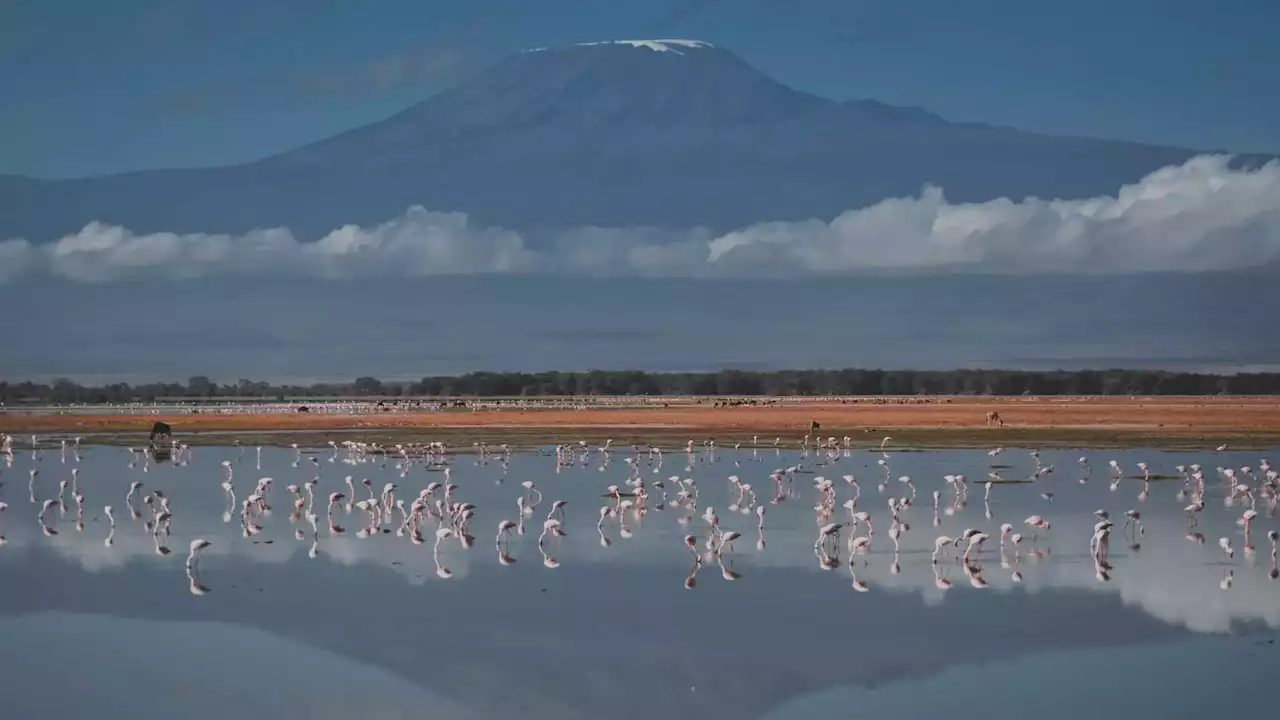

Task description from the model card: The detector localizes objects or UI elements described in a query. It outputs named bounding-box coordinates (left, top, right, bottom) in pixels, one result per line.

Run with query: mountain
left=0, top=39, right=1250, bottom=242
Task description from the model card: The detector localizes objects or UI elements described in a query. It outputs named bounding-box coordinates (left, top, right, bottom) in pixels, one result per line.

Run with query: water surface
left=1, top=441, right=1276, bottom=718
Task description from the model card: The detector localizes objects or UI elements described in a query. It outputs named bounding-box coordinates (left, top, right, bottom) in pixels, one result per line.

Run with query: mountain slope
left=0, top=39, right=1240, bottom=242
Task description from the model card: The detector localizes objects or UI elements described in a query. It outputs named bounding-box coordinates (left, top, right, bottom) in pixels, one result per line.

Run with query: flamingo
left=703, top=507, right=722, bottom=548
left=1091, top=520, right=1113, bottom=559
left=849, top=536, right=871, bottom=556
left=815, top=522, right=842, bottom=550
left=327, top=492, right=345, bottom=512
left=963, top=533, right=990, bottom=562
left=539, top=518, right=564, bottom=545
left=717, top=531, right=743, bottom=554
left=897, top=475, right=917, bottom=499
left=1123, top=509, right=1143, bottom=535
left=683, top=534, right=700, bottom=561
left=187, top=538, right=211, bottom=569
left=1024, top=515, right=1050, bottom=541
left=496, top=519, right=517, bottom=545
left=522, top=480, right=543, bottom=505
left=850, top=511, right=873, bottom=536
left=933, top=535, right=956, bottom=563
left=1239, top=508, right=1258, bottom=539
left=999, top=523, right=1013, bottom=551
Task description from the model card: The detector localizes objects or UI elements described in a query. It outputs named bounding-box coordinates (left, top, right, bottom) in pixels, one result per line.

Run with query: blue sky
left=2, top=0, right=1277, bottom=178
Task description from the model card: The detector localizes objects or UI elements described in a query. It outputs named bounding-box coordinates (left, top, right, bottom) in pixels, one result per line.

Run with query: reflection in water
left=0, top=434, right=1278, bottom=718
left=761, top=632, right=1279, bottom=720
left=187, top=564, right=210, bottom=595
left=0, top=612, right=479, bottom=719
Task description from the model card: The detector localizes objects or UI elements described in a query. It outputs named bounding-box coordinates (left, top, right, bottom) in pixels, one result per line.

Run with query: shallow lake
left=1, top=440, right=1277, bottom=719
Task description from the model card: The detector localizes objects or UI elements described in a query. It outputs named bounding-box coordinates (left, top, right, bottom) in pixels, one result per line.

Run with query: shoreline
left=4, top=397, right=1280, bottom=449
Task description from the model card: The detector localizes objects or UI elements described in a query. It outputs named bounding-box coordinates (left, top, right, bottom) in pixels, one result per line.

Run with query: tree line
left=3, top=369, right=1280, bottom=404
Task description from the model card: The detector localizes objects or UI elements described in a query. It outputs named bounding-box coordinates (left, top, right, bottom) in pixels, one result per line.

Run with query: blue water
left=0, top=441, right=1276, bottom=718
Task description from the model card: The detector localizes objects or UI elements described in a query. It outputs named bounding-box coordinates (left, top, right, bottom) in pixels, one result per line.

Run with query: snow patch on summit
left=574, top=39, right=715, bottom=55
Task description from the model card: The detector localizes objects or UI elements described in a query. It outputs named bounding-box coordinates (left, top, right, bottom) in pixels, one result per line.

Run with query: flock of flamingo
left=0, top=431, right=1277, bottom=596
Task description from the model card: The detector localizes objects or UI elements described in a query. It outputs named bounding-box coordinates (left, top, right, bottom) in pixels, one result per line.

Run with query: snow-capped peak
left=579, top=39, right=714, bottom=54
left=520, top=39, right=716, bottom=55
left=524, top=39, right=716, bottom=55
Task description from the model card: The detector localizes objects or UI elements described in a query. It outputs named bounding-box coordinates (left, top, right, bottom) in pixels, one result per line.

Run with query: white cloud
left=2, top=154, right=1278, bottom=282
left=33, top=209, right=538, bottom=282
left=709, top=155, right=1280, bottom=273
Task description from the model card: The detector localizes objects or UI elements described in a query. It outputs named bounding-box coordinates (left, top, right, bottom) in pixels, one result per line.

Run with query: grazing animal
left=149, top=422, right=172, bottom=442
left=810, top=421, right=821, bottom=432
left=986, top=411, right=1003, bottom=427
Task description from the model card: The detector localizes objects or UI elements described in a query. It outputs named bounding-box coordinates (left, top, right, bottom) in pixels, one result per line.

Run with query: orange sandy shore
left=3, top=397, right=1280, bottom=440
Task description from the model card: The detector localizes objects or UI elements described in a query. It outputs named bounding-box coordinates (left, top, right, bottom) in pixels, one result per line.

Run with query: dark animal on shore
left=298, top=406, right=310, bottom=413
left=810, top=420, right=821, bottom=432
left=149, top=421, right=171, bottom=441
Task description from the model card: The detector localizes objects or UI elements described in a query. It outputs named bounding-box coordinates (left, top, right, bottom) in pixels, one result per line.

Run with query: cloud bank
left=2, top=154, right=1278, bottom=282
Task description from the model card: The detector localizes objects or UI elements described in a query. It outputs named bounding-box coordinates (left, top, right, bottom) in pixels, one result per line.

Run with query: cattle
left=810, top=420, right=821, bottom=432
left=986, top=411, right=1004, bottom=427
